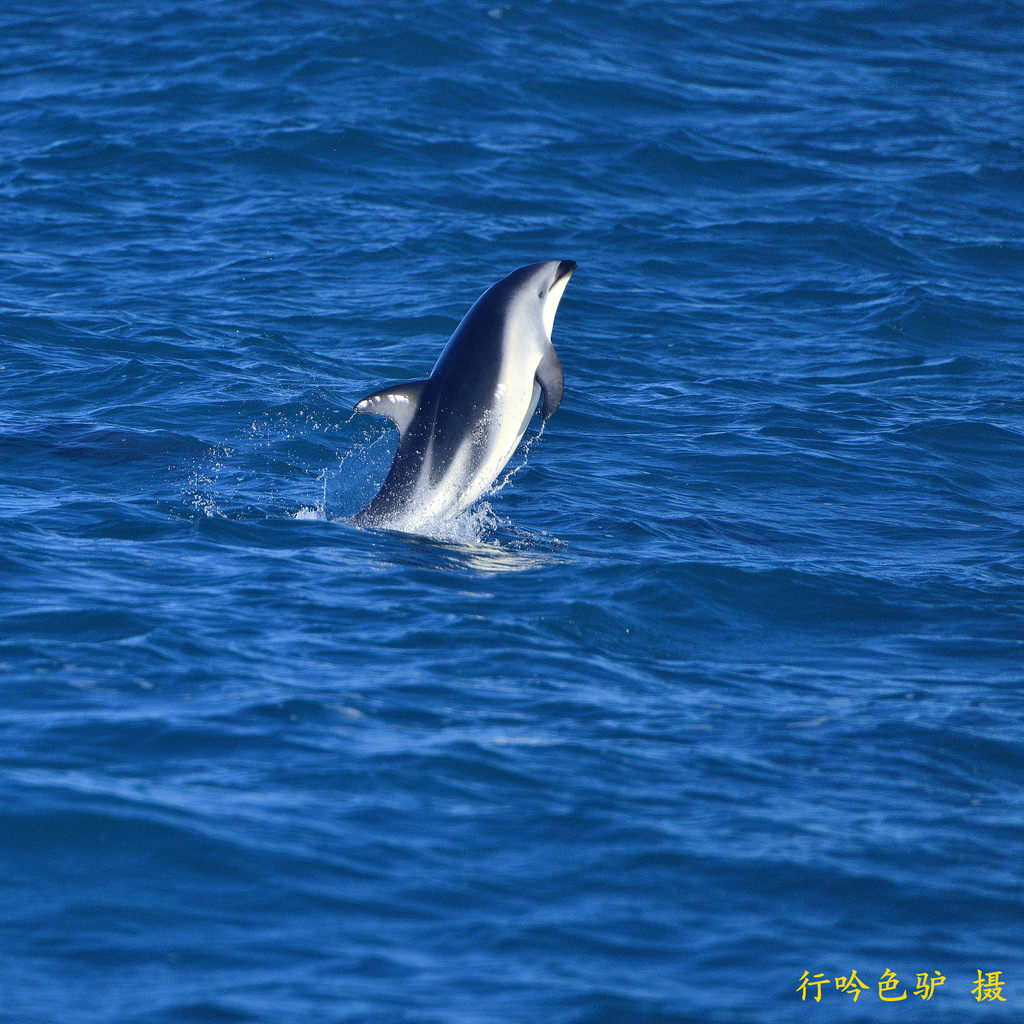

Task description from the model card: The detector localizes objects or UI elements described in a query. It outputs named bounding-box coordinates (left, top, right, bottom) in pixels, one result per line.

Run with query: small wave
left=364, top=516, right=566, bottom=575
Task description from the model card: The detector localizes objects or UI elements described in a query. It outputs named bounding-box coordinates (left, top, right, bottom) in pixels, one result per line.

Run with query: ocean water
left=2, top=1, right=1022, bottom=1021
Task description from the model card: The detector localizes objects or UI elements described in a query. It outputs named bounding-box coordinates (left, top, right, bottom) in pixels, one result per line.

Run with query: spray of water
left=292, top=410, right=370, bottom=521
left=183, top=406, right=374, bottom=521
left=488, top=420, right=546, bottom=498
left=355, top=421, right=547, bottom=546
left=184, top=444, right=233, bottom=518
left=182, top=399, right=553, bottom=563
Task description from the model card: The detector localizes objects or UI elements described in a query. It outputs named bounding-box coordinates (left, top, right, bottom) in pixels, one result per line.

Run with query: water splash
left=488, top=420, right=546, bottom=498
left=181, top=404, right=369, bottom=521
left=348, top=419, right=547, bottom=538
left=358, top=500, right=566, bottom=575
left=184, top=444, right=233, bottom=518
left=291, top=411, right=370, bottom=522
left=293, top=468, right=329, bottom=521
left=406, top=501, right=501, bottom=545
left=182, top=400, right=551, bottom=566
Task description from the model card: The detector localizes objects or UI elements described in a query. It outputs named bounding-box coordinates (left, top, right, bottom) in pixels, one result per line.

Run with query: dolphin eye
left=538, top=288, right=547, bottom=299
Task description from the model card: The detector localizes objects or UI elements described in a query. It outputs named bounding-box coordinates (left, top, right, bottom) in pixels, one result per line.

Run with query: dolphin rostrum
left=350, top=260, right=576, bottom=532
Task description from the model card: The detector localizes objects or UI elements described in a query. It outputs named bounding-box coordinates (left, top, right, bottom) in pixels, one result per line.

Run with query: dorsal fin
left=354, top=380, right=428, bottom=437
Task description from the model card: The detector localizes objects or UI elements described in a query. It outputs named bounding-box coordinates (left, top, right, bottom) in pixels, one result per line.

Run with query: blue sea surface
left=2, top=1, right=1023, bottom=1021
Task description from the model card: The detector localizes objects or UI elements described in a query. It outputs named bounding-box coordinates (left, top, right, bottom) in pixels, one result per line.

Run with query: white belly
left=390, top=371, right=539, bottom=532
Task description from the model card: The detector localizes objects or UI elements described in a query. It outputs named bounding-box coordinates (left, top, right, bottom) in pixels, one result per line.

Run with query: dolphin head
left=470, top=260, right=576, bottom=353
left=533, top=259, right=577, bottom=341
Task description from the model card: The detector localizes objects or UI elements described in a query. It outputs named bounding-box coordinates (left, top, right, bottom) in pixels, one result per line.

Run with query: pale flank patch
left=542, top=271, right=571, bottom=341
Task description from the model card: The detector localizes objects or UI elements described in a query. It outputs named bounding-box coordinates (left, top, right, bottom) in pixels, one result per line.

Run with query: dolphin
left=350, top=259, right=576, bottom=532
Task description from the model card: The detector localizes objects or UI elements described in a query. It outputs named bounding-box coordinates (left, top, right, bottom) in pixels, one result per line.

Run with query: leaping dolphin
left=350, top=260, right=576, bottom=532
